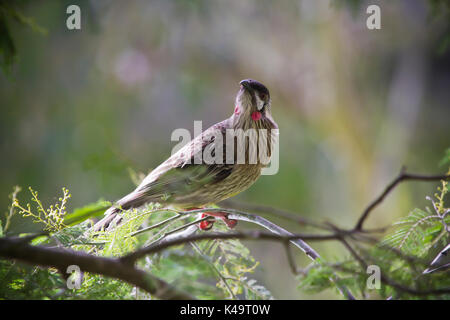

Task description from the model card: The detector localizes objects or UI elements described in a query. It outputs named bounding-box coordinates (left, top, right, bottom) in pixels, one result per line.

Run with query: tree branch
left=354, top=170, right=450, bottom=231
left=122, top=231, right=335, bottom=263
left=220, top=199, right=330, bottom=230
left=2, top=169, right=448, bottom=300
left=0, top=236, right=194, bottom=300
left=122, top=211, right=356, bottom=300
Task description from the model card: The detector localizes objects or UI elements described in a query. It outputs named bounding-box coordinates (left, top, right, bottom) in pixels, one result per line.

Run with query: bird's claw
left=197, top=212, right=237, bottom=230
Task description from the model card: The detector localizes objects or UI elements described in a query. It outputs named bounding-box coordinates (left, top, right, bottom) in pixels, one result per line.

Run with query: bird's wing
left=131, top=119, right=234, bottom=202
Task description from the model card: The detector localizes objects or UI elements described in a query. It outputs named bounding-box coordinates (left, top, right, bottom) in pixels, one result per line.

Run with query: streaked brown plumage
left=93, top=79, right=278, bottom=231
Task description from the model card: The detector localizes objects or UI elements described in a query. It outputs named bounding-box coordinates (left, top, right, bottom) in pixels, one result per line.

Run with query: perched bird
left=93, top=79, right=278, bottom=231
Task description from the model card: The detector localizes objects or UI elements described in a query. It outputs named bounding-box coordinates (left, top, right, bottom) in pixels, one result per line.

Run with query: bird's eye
left=260, top=93, right=267, bottom=100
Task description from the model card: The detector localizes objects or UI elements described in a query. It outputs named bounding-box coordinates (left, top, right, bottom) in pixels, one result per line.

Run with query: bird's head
left=233, top=79, right=271, bottom=123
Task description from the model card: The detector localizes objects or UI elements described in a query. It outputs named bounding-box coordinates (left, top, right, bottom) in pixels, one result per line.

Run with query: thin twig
left=190, top=242, right=237, bottom=300
left=4, top=186, right=21, bottom=233
left=354, top=170, right=450, bottom=231
left=122, top=231, right=336, bottom=264
left=129, top=213, right=182, bottom=237
left=220, top=199, right=331, bottom=231
left=327, top=264, right=450, bottom=296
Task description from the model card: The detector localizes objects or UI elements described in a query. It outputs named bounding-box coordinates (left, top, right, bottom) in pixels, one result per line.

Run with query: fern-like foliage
left=297, top=163, right=450, bottom=299
left=0, top=188, right=272, bottom=300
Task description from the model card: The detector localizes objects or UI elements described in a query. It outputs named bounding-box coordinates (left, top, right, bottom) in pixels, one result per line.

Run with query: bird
left=92, top=79, right=278, bottom=232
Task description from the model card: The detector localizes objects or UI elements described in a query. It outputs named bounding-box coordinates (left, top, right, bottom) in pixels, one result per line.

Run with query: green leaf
left=439, top=148, right=450, bottom=167
left=31, top=235, right=49, bottom=246
left=63, top=200, right=111, bottom=226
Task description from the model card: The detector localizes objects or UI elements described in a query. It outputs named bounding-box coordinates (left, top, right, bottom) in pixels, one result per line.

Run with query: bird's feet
left=196, top=211, right=237, bottom=230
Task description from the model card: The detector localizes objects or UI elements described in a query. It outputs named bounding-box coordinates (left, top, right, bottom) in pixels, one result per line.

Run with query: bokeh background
left=1, top=0, right=449, bottom=299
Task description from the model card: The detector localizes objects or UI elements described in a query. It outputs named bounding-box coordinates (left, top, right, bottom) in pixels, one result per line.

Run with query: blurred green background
left=0, top=0, right=449, bottom=299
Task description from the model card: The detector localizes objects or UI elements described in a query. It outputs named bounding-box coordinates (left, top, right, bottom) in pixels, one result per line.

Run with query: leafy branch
left=1, top=168, right=449, bottom=299
left=11, top=187, right=70, bottom=232
left=0, top=235, right=194, bottom=300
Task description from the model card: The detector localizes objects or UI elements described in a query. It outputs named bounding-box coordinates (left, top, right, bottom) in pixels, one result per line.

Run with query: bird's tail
left=91, top=206, right=122, bottom=232
left=91, top=190, right=148, bottom=232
